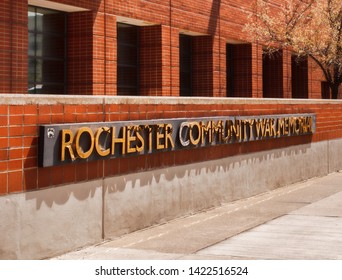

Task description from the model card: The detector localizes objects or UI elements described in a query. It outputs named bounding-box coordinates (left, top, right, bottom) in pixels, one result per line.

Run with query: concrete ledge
left=1, top=94, right=342, bottom=105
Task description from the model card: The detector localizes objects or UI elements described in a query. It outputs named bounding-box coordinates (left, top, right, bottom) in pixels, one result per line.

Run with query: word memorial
left=38, top=114, right=315, bottom=167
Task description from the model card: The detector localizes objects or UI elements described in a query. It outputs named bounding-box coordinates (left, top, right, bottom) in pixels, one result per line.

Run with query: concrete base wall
left=1, top=138, right=341, bottom=259
left=0, top=180, right=103, bottom=259
left=104, top=140, right=330, bottom=237
left=328, top=138, right=342, bottom=173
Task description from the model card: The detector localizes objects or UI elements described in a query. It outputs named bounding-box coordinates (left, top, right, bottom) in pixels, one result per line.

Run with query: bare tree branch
left=244, top=0, right=342, bottom=98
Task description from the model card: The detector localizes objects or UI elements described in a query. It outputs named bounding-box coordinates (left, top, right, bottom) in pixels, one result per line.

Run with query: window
left=179, top=34, right=192, bottom=96
left=117, top=23, right=139, bottom=96
left=28, top=6, right=66, bottom=94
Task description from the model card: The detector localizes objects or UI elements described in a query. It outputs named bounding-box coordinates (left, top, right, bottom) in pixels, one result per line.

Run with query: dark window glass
left=28, top=6, right=66, bottom=94
left=180, top=34, right=192, bottom=96
left=117, top=23, right=139, bottom=96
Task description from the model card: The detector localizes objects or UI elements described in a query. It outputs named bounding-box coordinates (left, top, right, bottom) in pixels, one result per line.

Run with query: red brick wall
left=1, top=98, right=342, bottom=196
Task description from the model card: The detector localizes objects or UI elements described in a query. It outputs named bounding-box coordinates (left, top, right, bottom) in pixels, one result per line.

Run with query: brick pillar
left=104, top=13, right=117, bottom=95
left=307, top=57, right=324, bottom=99
left=67, top=11, right=93, bottom=95
left=92, top=11, right=105, bottom=95
left=282, top=49, right=292, bottom=98
left=192, top=36, right=213, bottom=97
left=157, top=26, right=180, bottom=97
left=214, top=37, right=226, bottom=98
left=68, top=11, right=116, bottom=96
left=140, top=25, right=163, bottom=96
left=251, top=43, right=263, bottom=98
left=0, top=0, right=27, bottom=94
left=92, top=11, right=118, bottom=95
left=139, top=25, right=181, bottom=97
left=170, top=27, right=180, bottom=97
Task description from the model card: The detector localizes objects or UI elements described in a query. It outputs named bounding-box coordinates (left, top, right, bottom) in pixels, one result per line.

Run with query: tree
left=245, top=0, right=342, bottom=99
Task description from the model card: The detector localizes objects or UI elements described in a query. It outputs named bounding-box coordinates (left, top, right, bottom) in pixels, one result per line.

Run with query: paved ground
left=52, top=172, right=342, bottom=260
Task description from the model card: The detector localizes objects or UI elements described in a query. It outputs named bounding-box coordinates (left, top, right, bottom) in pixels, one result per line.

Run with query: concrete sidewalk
left=52, top=172, right=342, bottom=260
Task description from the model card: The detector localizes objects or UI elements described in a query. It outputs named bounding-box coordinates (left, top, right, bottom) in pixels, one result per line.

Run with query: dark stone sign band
left=38, top=114, right=315, bottom=167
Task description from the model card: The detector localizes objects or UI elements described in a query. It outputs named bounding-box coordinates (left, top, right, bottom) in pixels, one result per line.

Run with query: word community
left=39, top=114, right=315, bottom=167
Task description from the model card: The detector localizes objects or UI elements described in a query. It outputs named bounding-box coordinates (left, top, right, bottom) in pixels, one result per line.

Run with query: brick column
left=140, top=25, right=163, bottom=96
left=192, top=36, right=213, bottom=97
left=143, top=25, right=179, bottom=97
left=68, top=11, right=117, bottom=96
left=104, top=13, right=117, bottom=95
left=282, top=49, right=292, bottom=98
left=214, top=37, right=227, bottom=98
left=169, top=27, right=180, bottom=97
left=251, top=43, right=263, bottom=98
left=67, top=11, right=93, bottom=95
left=308, top=57, right=325, bottom=99
left=0, top=0, right=27, bottom=94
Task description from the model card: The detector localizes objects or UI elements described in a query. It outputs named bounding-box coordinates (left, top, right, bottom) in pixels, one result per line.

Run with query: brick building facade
left=2, top=0, right=337, bottom=98
left=1, top=0, right=342, bottom=259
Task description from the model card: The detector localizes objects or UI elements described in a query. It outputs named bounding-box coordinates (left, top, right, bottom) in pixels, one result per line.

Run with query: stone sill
left=1, top=94, right=342, bottom=105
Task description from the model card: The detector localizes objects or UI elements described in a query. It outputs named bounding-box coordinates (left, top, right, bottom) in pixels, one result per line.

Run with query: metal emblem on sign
left=47, top=128, right=55, bottom=138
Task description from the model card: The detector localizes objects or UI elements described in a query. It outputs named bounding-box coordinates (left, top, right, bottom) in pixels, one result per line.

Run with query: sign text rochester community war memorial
left=38, top=114, right=315, bottom=167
